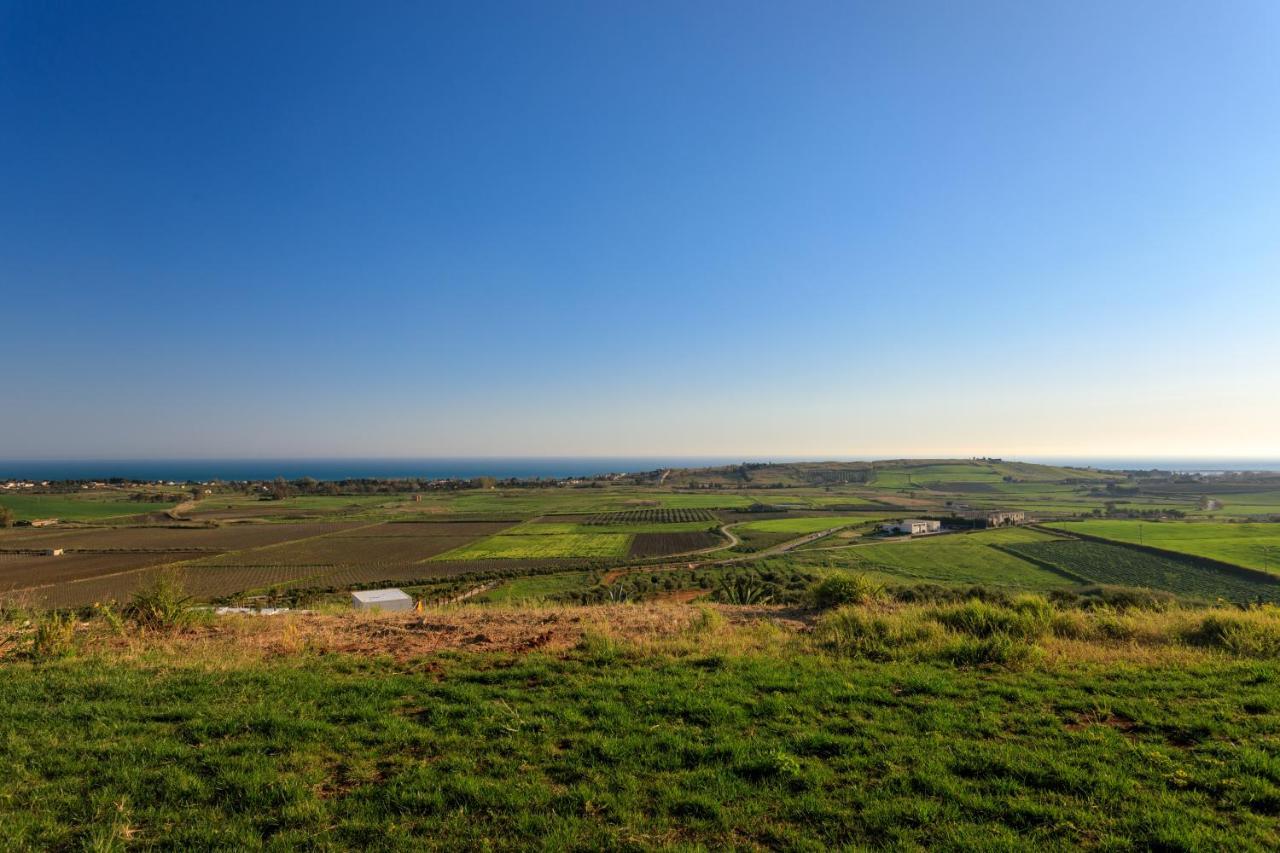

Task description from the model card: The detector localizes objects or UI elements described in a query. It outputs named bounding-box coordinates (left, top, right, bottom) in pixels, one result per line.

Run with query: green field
left=797, top=529, right=1073, bottom=590
left=1046, top=521, right=1280, bottom=574
left=3, top=607, right=1278, bottom=849
left=1003, top=540, right=1280, bottom=603
left=0, top=493, right=176, bottom=522
left=473, top=572, right=596, bottom=603
left=431, top=533, right=632, bottom=560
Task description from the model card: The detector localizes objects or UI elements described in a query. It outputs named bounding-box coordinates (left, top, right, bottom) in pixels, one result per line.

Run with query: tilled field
left=628, top=531, right=723, bottom=558
left=0, top=522, right=364, bottom=553
left=0, top=552, right=205, bottom=596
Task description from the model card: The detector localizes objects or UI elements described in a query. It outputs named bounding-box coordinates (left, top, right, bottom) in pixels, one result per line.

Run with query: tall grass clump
left=930, top=596, right=1052, bottom=641
left=1187, top=609, right=1280, bottom=658
left=30, top=611, right=78, bottom=659
left=123, top=571, right=196, bottom=631
left=815, top=607, right=944, bottom=661
left=811, top=573, right=885, bottom=609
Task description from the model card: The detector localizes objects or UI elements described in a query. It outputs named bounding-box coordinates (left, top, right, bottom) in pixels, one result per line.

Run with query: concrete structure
left=350, top=588, right=414, bottom=612
left=964, top=510, right=1026, bottom=528
left=881, top=519, right=942, bottom=536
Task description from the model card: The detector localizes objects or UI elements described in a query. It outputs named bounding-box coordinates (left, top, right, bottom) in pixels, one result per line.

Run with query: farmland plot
left=1046, top=521, right=1280, bottom=574
left=628, top=531, right=723, bottom=558
left=432, top=534, right=632, bottom=561
left=1003, top=540, right=1280, bottom=603
left=0, top=522, right=363, bottom=553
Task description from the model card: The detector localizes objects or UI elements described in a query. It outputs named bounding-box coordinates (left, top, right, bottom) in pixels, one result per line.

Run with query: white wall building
left=881, top=519, right=941, bottom=536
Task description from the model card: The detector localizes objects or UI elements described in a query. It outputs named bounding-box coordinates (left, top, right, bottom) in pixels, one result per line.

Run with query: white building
left=881, top=519, right=941, bottom=536
left=350, top=588, right=415, bottom=612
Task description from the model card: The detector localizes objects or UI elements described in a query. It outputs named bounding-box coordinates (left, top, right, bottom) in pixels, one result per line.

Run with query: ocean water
left=0, top=457, right=798, bottom=482
left=0, top=456, right=1276, bottom=482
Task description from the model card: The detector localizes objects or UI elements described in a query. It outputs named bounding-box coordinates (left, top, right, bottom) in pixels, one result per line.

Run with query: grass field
left=1003, top=540, right=1280, bottom=603
left=2, top=603, right=1278, bottom=849
left=0, top=493, right=176, bottom=522
left=797, top=529, right=1073, bottom=590
left=472, top=572, right=596, bottom=603
left=1046, top=521, right=1280, bottom=574
left=432, top=533, right=632, bottom=560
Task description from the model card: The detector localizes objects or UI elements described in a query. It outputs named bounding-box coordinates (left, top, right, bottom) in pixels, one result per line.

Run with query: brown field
left=0, top=551, right=204, bottom=594
left=0, top=518, right=520, bottom=608
left=0, top=522, right=364, bottom=552
left=628, top=530, right=723, bottom=558
left=325, top=521, right=515, bottom=538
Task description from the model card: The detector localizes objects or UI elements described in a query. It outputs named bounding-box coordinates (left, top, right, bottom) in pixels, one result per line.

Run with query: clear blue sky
left=3, top=1, right=1278, bottom=459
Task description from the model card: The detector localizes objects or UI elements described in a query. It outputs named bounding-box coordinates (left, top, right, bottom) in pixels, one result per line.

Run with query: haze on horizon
left=3, top=2, right=1278, bottom=461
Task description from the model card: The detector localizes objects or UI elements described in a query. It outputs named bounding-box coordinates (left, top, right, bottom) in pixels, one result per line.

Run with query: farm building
left=43, top=548, right=64, bottom=557
left=962, top=510, right=1026, bottom=528
left=881, top=519, right=942, bottom=536
left=350, top=588, right=414, bottom=612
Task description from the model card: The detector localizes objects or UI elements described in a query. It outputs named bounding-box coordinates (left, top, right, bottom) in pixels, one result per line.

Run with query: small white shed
left=350, top=588, right=414, bottom=612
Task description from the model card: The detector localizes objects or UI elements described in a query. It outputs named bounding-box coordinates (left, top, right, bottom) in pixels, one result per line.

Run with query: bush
left=811, top=574, right=884, bottom=609
left=124, top=571, right=195, bottom=631
left=1188, top=610, right=1280, bottom=658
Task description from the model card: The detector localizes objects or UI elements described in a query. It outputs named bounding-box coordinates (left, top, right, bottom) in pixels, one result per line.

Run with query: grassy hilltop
left=4, top=458, right=1280, bottom=847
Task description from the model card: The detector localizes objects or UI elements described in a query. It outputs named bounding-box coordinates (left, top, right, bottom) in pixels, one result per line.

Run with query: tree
left=0, top=506, right=12, bottom=528
left=270, top=477, right=291, bottom=501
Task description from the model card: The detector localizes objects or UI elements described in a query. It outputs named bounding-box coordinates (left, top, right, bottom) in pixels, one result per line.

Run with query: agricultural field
left=1045, top=521, right=1280, bottom=574
left=584, top=508, right=716, bottom=525
left=0, top=492, right=176, bottom=522
left=1002, top=540, right=1280, bottom=604
left=793, top=528, right=1073, bottom=591
left=628, top=530, right=723, bottom=558
left=432, top=533, right=632, bottom=561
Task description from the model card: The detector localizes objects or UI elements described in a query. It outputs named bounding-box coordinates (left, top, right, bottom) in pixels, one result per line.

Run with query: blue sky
left=3, top=1, right=1278, bottom=458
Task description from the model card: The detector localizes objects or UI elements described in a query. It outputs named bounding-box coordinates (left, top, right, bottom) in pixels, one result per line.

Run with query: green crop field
left=472, top=572, right=596, bottom=603
left=0, top=493, right=176, bottom=522
left=796, top=529, right=1073, bottom=590
left=431, top=533, right=632, bottom=560
left=1002, top=540, right=1280, bottom=603
left=1046, top=521, right=1280, bottom=574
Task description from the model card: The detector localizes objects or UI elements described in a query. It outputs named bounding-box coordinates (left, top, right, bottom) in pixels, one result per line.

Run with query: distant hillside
left=659, top=459, right=1116, bottom=489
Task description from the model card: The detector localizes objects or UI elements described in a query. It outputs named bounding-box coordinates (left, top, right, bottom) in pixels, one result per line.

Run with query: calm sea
left=0, top=457, right=1276, bottom=482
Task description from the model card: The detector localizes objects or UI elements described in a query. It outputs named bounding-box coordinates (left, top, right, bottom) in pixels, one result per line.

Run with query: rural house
left=881, top=519, right=942, bottom=536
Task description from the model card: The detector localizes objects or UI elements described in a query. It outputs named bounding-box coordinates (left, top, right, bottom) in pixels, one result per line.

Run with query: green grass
left=473, top=572, right=595, bottom=603
left=794, top=529, right=1073, bottom=590
left=1047, top=521, right=1280, bottom=574
left=2, top=642, right=1278, bottom=848
left=0, top=493, right=176, bottom=522
left=431, top=533, right=632, bottom=560
left=1003, top=540, right=1280, bottom=604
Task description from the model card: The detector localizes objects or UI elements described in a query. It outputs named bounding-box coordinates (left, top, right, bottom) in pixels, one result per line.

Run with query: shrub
left=715, top=576, right=773, bottom=605
left=1188, top=610, right=1280, bottom=658
left=124, top=571, right=195, bottom=631
left=811, top=574, right=884, bottom=609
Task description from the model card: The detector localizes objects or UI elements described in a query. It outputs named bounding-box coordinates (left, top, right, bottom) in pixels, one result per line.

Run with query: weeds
left=123, top=571, right=195, bottom=631
left=30, top=611, right=77, bottom=659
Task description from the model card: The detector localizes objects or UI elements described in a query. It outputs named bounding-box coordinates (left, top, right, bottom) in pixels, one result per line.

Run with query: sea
left=0, top=457, right=1277, bottom=482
